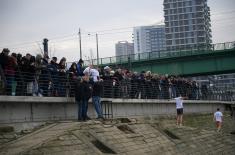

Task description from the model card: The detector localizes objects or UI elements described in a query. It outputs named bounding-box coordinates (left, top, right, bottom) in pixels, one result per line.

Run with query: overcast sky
left=0, top=0, right=235, bottom=62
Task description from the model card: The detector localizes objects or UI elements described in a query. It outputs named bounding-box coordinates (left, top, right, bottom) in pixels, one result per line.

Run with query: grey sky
left=0, top=0, right=235, bottom=62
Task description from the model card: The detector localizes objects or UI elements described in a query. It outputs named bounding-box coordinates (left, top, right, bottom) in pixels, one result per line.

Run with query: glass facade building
left=133, top=25, right=166, bottom=54
left=163, top=0, right=212, bottom=51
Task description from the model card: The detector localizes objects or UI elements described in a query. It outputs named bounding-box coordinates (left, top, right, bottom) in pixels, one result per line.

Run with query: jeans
left=77, top=99, right=88, bottom=120
left=171, top=86, right=176, bottom=98
left=6, top=75, right=15, bottom=95
left=92, top=96, right=103, bottom=118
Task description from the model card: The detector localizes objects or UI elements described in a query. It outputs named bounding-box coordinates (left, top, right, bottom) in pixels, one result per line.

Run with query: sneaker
left=86, top=116, right=91, bottom=120
left=38, top=93, right=43, bottom=97
left=96, top=117, right=105, bottom=121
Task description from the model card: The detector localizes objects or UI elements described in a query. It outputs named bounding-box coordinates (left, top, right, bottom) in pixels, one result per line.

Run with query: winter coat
left=0, top=53, right=8, bottom=69
left=4, top=56, right=17, bottom=76
left=75, top=80, right=92, bottom=101
left=92, top=81, right=103, bottom=97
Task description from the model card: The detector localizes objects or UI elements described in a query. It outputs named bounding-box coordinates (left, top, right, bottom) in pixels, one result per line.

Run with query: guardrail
left=79, top=41, right=235, bottom=66
left=0, top=68, right=234, bottom=101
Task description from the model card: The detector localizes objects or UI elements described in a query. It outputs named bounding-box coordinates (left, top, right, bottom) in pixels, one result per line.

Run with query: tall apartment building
left=115, top=41, right=134, bottom=56
left=163, top=0, right=212, bottom=51
left=133, top=25, right=166, bottom=54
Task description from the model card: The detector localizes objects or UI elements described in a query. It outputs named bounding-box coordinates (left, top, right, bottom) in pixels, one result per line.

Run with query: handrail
left=70, top=41, right=235, bottom=66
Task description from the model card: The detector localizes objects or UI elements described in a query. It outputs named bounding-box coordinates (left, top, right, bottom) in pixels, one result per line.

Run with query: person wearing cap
left=103, top=66, right=111, bottom=80
left=102, top=66, right=112, bottom=98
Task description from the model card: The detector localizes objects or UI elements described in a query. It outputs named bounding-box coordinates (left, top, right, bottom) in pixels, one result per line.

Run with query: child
left=214, top=108, right=223, bottom=132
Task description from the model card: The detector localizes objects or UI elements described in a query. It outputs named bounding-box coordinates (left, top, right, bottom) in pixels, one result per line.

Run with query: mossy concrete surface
left=0, top=114, right=234, bottom=155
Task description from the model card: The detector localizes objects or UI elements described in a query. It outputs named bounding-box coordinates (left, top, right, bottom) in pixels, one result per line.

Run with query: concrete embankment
left=0, top=96, right=234, bottom=123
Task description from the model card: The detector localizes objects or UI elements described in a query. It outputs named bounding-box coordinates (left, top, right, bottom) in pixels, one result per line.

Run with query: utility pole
left=96, top=33, right=99, bottom=65
left=78, top=28, right=82, bottom=59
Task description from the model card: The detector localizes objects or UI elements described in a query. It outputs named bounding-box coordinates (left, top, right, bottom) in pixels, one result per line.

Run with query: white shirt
left=174, top=97, right=183, bottom=109
left=214, top=111, right=223, bottom=122
left=83, top=67, right=91, bottom=75
left=90, top=69, right=99, bottom=82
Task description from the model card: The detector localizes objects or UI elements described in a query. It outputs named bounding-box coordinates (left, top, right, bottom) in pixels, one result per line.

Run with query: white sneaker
left=38, top=93, right=43, bottom=97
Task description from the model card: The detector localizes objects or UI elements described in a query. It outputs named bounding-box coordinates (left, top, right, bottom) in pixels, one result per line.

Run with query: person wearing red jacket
left=4, top=56, right=17, bottom=95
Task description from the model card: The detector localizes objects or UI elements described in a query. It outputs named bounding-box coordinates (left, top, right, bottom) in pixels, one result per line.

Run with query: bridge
left=84, top=42, right=235, bottom=76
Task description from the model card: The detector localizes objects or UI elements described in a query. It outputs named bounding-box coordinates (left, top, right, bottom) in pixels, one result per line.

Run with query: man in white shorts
left=174, top=96, right=187, bottom=126
left=214, top=108, right=223, bottom=132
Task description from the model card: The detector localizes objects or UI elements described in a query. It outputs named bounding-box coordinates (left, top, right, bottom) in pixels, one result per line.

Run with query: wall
left=0, top=96, right=233, bottom=123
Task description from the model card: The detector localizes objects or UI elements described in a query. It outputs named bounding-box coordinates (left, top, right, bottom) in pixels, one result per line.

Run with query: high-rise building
left=163, top=0, right=212, bottom=51
left=133, top=25, right=166, bottom=54
left=115, top=41, right=134, bottom=56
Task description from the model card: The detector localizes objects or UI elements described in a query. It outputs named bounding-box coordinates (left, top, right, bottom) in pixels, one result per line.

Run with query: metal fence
left=0, top=68, right=234, bottom=101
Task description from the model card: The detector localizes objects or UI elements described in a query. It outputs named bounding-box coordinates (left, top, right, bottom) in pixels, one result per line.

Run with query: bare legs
left=216, top=122, right=222, bottom=132
left=177, top=114, right=183, bottom=126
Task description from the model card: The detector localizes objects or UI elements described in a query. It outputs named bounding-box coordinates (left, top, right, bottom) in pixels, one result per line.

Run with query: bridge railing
left=0, top=68, right=234, bottom=101
left=81, top=41, right=235, bottom=66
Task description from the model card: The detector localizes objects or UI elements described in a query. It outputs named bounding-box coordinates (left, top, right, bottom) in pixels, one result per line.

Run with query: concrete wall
left=0, top=96, right=234, bottom=123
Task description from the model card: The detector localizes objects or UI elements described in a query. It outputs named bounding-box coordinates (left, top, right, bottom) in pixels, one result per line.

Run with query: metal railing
left=80, top=41, right=235, bottom=66
left=0, top=68, right=234, bottom=101
left=0, top=68, right=73, bottom=97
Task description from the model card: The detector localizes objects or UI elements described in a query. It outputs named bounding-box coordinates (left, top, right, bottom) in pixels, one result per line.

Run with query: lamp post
left=78, top=28, right=82, bottom=60
left=88, top=33, right=99, bottom=66
left=96, top=33, right=99, bottom=66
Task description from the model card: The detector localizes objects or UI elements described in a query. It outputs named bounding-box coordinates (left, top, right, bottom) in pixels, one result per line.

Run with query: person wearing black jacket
left=75, top=75, right=92, bottom=121
left=0, top=48, right=10, bottom=70
left=92, top=78, right=104, bottom=119
left=21, top=54, right=36, bottom=95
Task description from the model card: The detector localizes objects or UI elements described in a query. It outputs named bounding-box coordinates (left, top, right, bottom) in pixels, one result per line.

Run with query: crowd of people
left=0, top=48, right=68, bottom=96
left=0, top=48, right=207, bottom=100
